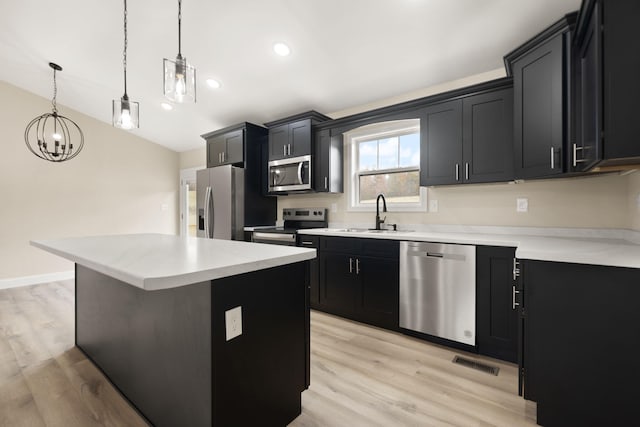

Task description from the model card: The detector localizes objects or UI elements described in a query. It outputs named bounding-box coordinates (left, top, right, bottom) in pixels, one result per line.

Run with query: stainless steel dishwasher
left=399, top=241, right=476, bottom=346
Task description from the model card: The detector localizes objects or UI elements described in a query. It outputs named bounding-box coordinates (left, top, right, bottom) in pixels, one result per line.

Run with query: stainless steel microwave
left=268, top=155, right=312, bottom=192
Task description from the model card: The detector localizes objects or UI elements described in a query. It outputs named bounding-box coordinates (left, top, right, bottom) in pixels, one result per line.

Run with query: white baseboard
left=0, top=271, right=75, bottom=290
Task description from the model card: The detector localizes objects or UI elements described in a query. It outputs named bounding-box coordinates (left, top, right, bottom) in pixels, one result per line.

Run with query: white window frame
left=345, top=119, right=427, bottom=212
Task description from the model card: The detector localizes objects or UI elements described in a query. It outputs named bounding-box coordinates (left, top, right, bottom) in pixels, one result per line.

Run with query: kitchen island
left=31, top=234, right=316, bottom=427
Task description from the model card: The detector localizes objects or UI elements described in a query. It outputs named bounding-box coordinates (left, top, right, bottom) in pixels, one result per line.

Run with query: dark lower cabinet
left=298, top=235, right=320, bottom=308
left=476, top=246, right=518, bottom=363
left=318, top=237, right=399, bottom=330
left=521, top=260, right=640, bottom=426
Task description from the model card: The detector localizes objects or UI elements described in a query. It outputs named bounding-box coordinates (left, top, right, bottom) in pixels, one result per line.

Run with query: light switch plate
left=331, top=203, right=338, bottom=213
left=429, top=199, right=439, bottom=212
left=516, top=198, right=528, bottom=213
left=225, top=306, right=242, bottom=341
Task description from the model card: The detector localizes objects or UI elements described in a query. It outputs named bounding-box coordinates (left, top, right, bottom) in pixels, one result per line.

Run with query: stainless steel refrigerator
left=196, top=165, right=245, bottom=240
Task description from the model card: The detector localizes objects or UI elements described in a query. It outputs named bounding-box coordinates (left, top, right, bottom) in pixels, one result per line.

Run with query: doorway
left=180, top=167, right=203, bottom=237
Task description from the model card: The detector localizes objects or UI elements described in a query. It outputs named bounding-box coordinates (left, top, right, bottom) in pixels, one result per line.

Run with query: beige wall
left=629, top=171, right=640, bottom=231
left=0, top=82, right=179, bottom=279
left=278, top=69, right=638, bottom=231
left=179, top=147, right=206, bottom=169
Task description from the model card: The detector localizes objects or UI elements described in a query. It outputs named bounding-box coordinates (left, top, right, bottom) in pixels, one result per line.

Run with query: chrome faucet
left=375, top=193, right=387, bottom=230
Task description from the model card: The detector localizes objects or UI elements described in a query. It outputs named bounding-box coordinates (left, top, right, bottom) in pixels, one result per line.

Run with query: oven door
left=252, top=231, right=297, bottom=246
left=268, top=155, right=312, bottom=192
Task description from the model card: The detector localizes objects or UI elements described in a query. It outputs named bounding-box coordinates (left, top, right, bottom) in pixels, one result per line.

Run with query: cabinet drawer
left=320, top=236, right=360, bottom=253
left=297, top=235, right=319, bottom=248
left=360, top=239, right=399, bottom=258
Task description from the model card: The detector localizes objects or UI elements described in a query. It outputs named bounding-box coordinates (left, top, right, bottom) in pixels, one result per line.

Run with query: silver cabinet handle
left=550, top=147, right=555, bottom=169
left=572, top=143, right=585, bottom=167
left=218, top=153, right=221, bottom=163
left=349, top=258, right=353, bottom=273
left=356, top=258, right=360, bottom=275
left=512, top=258, right=520, bottom=280
left=324, top=176, right=328, bottom=190
left=465, top=162, right=469, bottom=180
left=283, top=145, right=286, bottom=156
left=297, top=161, right=304, bottom=185
left=222, top=151, right=225, bottom=163
left=300, top=241, right=314, bottom=246
left=288, top=144, right=292, bottom=156
left=455, top=163, right=459, bottom=181
left=512, top=285, right=520, bottom=310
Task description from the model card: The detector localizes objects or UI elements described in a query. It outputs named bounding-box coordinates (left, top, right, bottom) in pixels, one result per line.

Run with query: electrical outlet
left=516, top=198, right=528, bottom=213
left=331, top=203, right=338, bottom=213
left=429, top=199, right=439, bottom=212
left=225, top=306, right=242, bottom=341
left=161, top=203, right=168, bottom=212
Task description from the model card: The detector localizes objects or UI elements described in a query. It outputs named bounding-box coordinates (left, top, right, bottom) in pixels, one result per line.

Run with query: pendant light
left=113, top=0, right=139, bottom=129
left=163, top=0, right=196, bottom=103
left=24, top=63, right=84, bottom=162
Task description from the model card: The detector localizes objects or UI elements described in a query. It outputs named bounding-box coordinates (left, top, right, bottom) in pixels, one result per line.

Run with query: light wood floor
left=0, top=281, right=537, bottom=427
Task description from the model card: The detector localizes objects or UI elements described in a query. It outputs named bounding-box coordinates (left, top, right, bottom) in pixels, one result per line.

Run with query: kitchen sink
left=334, top=228, right=413, bottom=233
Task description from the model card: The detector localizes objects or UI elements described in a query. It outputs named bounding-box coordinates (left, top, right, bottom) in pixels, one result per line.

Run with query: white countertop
left=298, top=228, right=640, bottom=269
left=31, top=234, right=316, bottom=291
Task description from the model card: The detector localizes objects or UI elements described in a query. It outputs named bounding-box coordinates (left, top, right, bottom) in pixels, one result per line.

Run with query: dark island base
left=75, top=261, right=308, bottom=427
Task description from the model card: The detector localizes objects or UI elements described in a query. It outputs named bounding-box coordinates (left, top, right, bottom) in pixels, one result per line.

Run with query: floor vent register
left=452, top=356, right=500, bottom=376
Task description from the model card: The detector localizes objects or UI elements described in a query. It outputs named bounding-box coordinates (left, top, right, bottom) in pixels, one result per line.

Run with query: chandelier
left=24, top=63, right=84, bottom=162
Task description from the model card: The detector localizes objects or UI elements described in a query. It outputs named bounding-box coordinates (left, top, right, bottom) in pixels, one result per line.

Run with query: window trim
left=345, top=120, right=427, bottom=212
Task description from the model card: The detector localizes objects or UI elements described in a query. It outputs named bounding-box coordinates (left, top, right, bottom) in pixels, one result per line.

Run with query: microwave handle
left=297, top=162, right=304, bottom=185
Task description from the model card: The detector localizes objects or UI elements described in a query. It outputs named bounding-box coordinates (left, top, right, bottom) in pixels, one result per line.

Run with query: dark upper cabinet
left=419, top=100, right=463, bottom=186
left=476, top=246, right=518, bottom=363
left=265, top=111, right=331, bottom=161
left=206, top=129, right=244, bottom=167
left=574, top=0, right=640, bottom=169
left=505, top=14, right=576, bottom=180
left=314, top=129, right=343, bottom=193
left=419, top=82, right=514, bottom=186
left=463, top=88, right=514, bottom=183
left=201, top=123, right=276, bottom=225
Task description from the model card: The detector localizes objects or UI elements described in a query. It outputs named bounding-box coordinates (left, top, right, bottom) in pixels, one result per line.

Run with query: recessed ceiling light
left=273, top=42, right=291, bottom=56
left=206, top=78, right=221, bottom=89
left=160, top=102, right=173, bottom=111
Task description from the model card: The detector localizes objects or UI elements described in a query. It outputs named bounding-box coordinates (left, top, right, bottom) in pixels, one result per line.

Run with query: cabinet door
left=314, top=129, right=330, bottom=192
left=268, top=124, right=288, bottom=160
left=207, top=136, right=225, bottom=167
left=419, top=100, right=463, bottom=186
left=289, top=119, right=312, bottom=157
left=476, top=246, right=518, bottom=363
left=224, top=129, right=244, bottom=165
left=463, top=89, right=514, bottom=183
left=512, top=34, right=565, bottom=179
left=356, top=256, right=399, bottom=330
left=318, top=252, right=356, bottom=315
left=298, top=236, right=320, bottom=308
left=574, top=3, right=602, bottom=172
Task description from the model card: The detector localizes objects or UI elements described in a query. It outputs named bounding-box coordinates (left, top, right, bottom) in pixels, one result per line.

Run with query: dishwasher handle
left=426, top=252, right=443, bottom=258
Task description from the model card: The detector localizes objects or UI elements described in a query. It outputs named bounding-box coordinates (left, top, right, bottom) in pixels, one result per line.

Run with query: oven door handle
left=252, top=232, right=297, bottom=244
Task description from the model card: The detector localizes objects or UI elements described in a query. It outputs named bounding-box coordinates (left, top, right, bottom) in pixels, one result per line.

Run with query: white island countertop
left=298, top=228, right=640, bottom=269
left=31, top=234, right=316, bottom=291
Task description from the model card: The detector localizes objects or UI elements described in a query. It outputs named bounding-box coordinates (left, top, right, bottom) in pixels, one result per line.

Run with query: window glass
left=358, top=140, right=378, bottom=171
left=399, top=133, right=420, bottom=167
left=359, top=171, right=420, bottom=204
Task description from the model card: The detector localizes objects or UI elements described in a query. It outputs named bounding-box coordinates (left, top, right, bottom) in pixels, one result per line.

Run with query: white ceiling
left=0, top=0, right=581, bottom=153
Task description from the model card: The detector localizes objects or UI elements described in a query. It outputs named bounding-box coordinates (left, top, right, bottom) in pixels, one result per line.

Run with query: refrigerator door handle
left=208, top=186, right=215, bottom=238
left=203, top=186, right=210, bottom=238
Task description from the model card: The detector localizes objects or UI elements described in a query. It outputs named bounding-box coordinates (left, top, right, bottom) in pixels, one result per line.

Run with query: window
left=346, top=120, right=426, bottom=211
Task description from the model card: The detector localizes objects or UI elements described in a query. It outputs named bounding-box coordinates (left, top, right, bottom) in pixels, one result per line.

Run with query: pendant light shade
left=113, top=0, right=139, bottom=130
left=24, top=63, right=84, bottom=162
left=163, top=0, right=196, bottom=103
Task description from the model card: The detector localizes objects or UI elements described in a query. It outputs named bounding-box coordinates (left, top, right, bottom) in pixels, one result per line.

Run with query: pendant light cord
left=51, top=68, right=58, bottom=114
left=123, top=0, right=128, bottom=96
left=178, top=0, right=182, bottom=56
